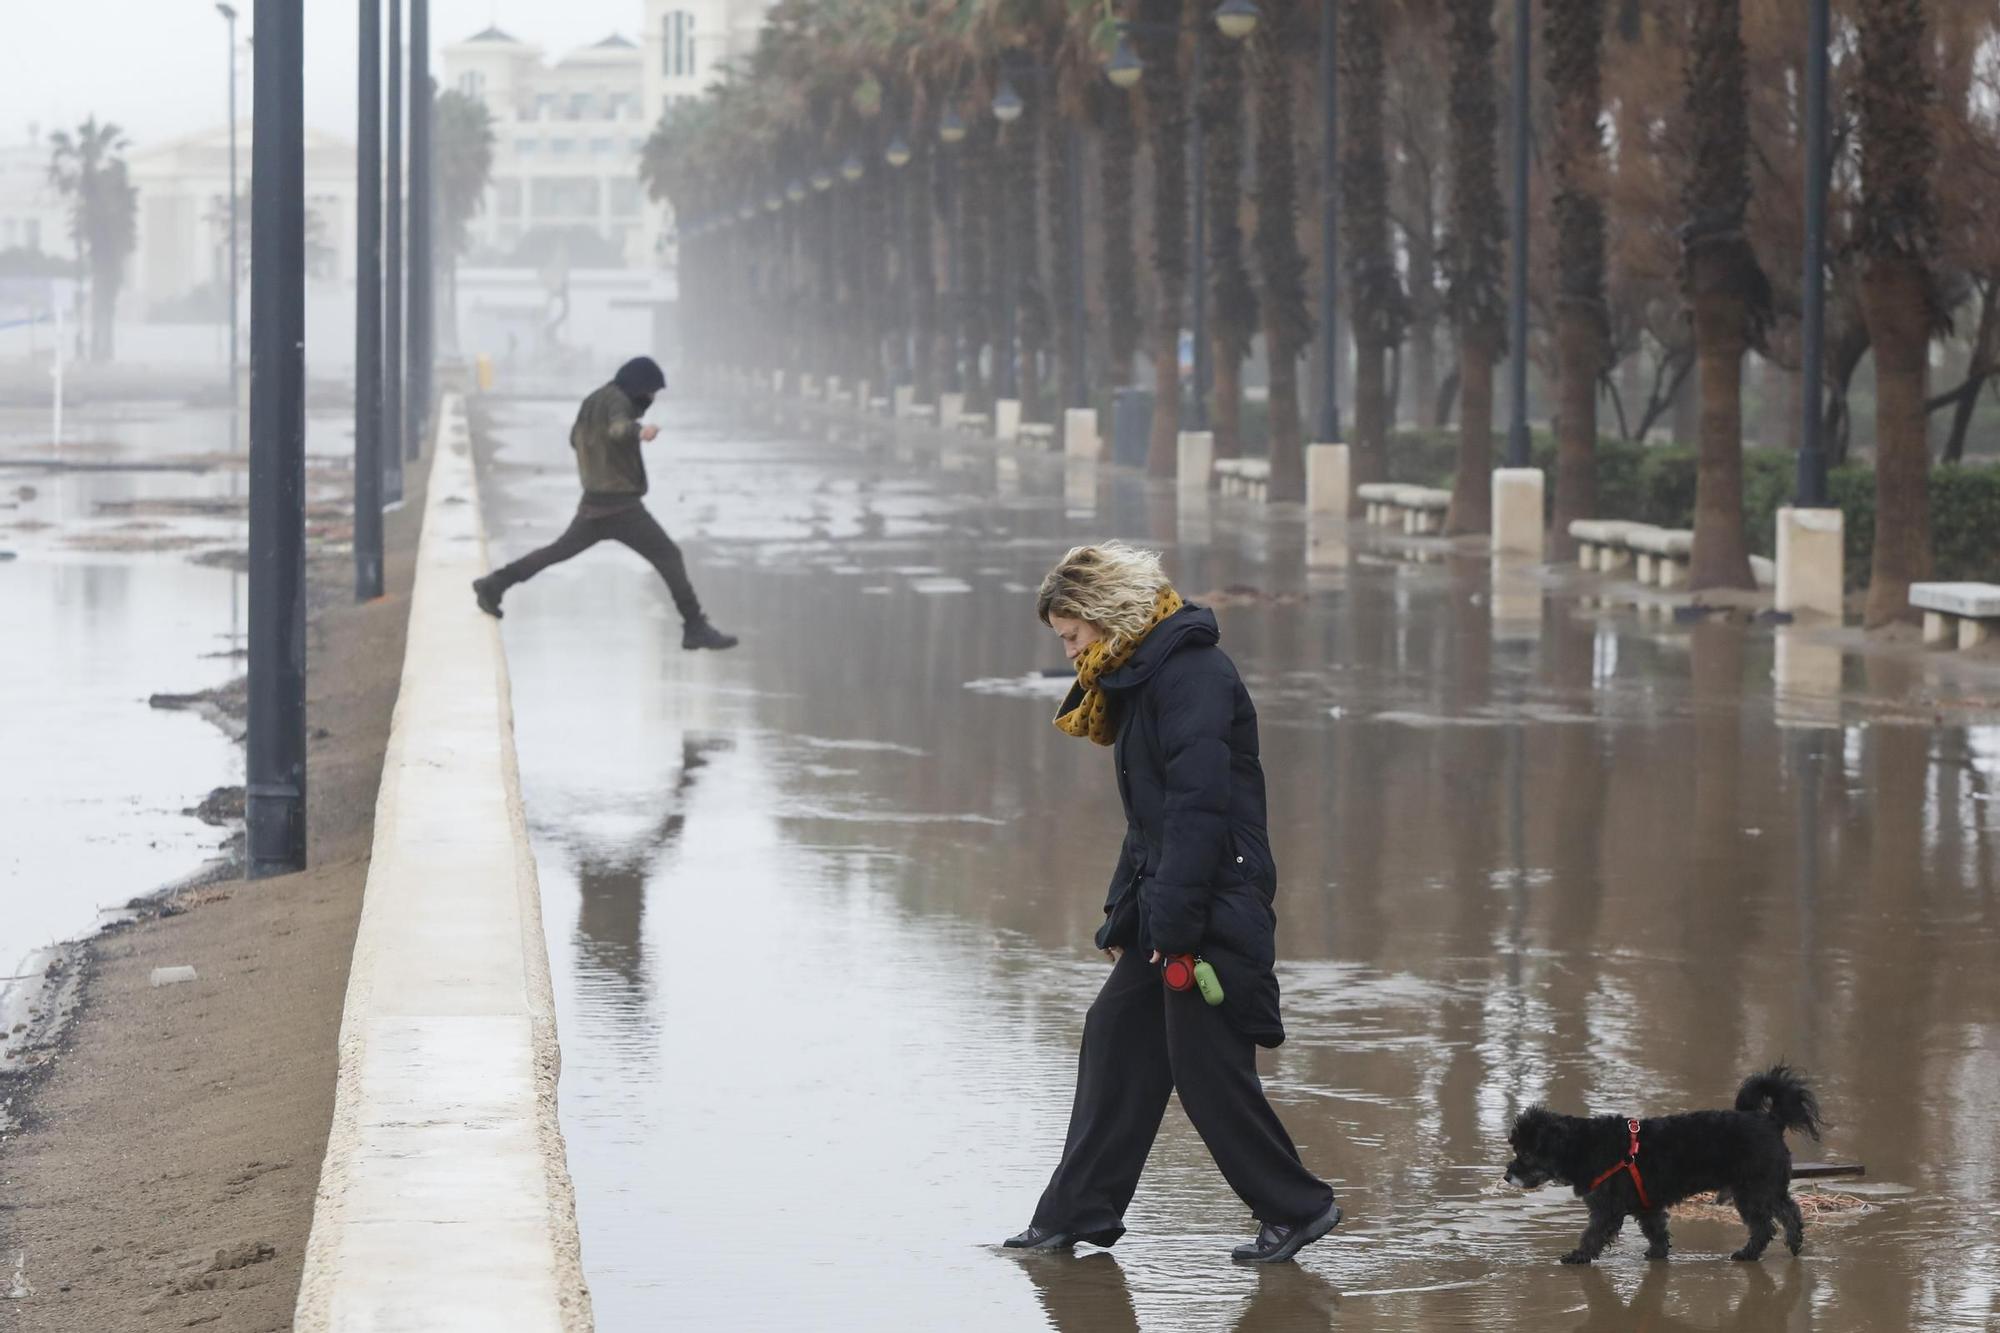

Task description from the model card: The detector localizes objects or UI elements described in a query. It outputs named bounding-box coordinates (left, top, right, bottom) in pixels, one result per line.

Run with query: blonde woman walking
left=1004, top=543, right=1339, bottom=1265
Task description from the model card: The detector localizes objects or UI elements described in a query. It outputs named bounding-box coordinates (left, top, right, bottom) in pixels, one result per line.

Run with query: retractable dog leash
left=1161, top=954, right=1226, bottom=1006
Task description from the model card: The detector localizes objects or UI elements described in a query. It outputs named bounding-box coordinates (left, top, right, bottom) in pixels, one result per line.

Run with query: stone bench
left=868, top=396, right=891, bottom=415
left=1214, top=458, right=1271, bottom=502
left=955, top=412, right=991, bottom=435
left=1568, top=519, right=1651, bottom=573
left=1626, top=526, right=1694, bottom=589
left=1911, top=582, right=2000, bottom=649
left=1357, top=483, right=1451, bottom=534
left=1017, top=422, right=1057, bottom=450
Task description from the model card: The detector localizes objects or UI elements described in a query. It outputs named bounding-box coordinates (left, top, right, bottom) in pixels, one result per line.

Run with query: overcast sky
left=0, top=0, right=649, bottom=155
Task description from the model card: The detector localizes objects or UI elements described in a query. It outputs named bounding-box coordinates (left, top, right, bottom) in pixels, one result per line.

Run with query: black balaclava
left=613, top=356, right=667, bottom=412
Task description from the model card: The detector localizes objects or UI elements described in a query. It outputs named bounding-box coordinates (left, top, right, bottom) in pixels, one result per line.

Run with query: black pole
left=1191, top=35, right=1209, bottom=432
left=246, top=0, right=306, bottom=878
left=1316, top=0, right=1341, bottom=443
left=408, top=0, right=431, bottom=458
left=1795, top=0, right=1830, bottom=507
left=355, top=0, right=383, bottom=600
left=221, top=4, right=240, bottom=454
left=894, top=160, right=912, bottom=386
left=1065, top=123, right=1088, bottom=410
left=384, top=0, right=406, bottom=502
left=1505, top=0, right=1532, bottom=467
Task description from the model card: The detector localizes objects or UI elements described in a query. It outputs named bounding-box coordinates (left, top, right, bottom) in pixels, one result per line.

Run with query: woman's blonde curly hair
left=1036, top=541, right=1175, bottom=646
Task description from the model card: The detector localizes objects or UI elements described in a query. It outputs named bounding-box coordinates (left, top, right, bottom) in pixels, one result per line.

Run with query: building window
left=516, top=138, right=538, bottom=155
left=666, top=10, right=695, bottom=78
left=549, top=138, right=574, bottom=156
left=497, top=179, right=522, bottom=216
left=25, top=219, right=39, bottom=250
left=531, top=177, right=601, bottom=217
left=570, top=92, right=593, bottom=120
left=457, top=70, right=485, bottom=100
left=591, top=137, right=615, bottom=157
left=611, top=179, right=642, bottom=217
left=537, top=93, right=558, bottom=120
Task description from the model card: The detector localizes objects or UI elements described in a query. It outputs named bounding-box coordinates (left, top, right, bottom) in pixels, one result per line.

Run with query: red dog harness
left=1588, top=1118, right=1651, bottom=1210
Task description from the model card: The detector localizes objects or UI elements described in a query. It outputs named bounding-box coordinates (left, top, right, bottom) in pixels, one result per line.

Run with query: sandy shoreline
left=0, top=452, right=428, bottom=1332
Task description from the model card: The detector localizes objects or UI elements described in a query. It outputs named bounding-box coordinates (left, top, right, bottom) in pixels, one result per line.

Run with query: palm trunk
left=1202, top=25, right=1255, bottom=461
left=1045, top=104, right=1080, bottom=414
left=1252, top=3, right=1311, bottom=502
left=1009, top=106, right=1046, bottom=418
left=1140, top=0, right=1190, bottom=477
left=1544, top=0, right=1608, bottom=561
left=1342, top=0, right=1402, bottom=504
left=1863, top=254, right=1934, bottom=625
left=1689, top=276, right=1755, bottom=587
left=1101, top=93, right=1141, bottom=387
left=912, top=137, right=938, bottom=405
left=960, top=131, right=993, bottom=411
left=1446, top=336, right=1496, bottom=533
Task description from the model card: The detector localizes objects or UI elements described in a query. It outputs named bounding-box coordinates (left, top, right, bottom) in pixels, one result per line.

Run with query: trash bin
left=1112, top=387, right=1154, bottom=469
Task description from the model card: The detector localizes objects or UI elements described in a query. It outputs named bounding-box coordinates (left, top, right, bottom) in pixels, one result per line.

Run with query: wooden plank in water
left=1792, top=1162, right=1865, bottom=1179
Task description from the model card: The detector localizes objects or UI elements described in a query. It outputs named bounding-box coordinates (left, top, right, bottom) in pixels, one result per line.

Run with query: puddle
left=483, top=396, right=2000, bottom=1332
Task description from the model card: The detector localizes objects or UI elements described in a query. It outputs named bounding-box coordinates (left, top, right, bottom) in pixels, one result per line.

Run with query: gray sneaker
left=682, top=620, right=738, bottom=651
left=472, top=577, right=504, bottom=619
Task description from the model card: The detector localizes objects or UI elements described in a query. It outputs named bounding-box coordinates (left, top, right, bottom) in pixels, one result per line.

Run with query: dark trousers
left=1032, top=949, right=1334, bottom=1236
left=489, top=502, right=703, bottom=624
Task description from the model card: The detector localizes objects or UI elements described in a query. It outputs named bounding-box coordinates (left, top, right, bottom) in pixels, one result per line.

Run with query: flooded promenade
left=478, top=395, right=1999, bottom=1331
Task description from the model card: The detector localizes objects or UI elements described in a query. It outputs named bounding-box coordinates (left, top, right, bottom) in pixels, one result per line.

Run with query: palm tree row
left=641, top=0, right=1999, bottom=624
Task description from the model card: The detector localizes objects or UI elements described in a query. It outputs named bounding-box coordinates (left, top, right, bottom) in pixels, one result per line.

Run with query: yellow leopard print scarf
left=1053, top=588, right=1185, bottom=746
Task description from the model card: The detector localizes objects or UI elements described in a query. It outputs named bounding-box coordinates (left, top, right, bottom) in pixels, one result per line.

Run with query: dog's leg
left=1778, top=1195, right=1805, bottom=1256
left=1730, top=1196, right=1777, bottom=1261
left=1637, top=1208, right=1671, bottom=1261
left=1561, top=1205, right=1625, bottom=1265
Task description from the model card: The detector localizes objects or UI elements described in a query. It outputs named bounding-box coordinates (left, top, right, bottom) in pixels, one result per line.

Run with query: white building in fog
left=0, top=125, right=67, bottom=260
left=441, top=1, right=774, bottom=270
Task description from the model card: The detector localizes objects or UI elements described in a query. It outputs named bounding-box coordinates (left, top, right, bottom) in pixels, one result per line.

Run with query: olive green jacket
left=570, top=381, right=647, bottom=501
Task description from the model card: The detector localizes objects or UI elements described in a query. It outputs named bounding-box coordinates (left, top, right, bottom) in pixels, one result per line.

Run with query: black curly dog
left=1504, top=1066, right=1823, bottom=1265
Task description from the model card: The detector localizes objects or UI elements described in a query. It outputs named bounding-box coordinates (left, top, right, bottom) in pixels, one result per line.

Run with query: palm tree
left=1341, top=0, right=1406, bottom=502
left=435, top=88, right=496, bottom=355
left=1682, top=0, right=1766, bottom=590
left=1443, top=0, right=1506, bottom=535
left=1251, top=0, right=1310, bottom=501
left=48, top=117, right=137, bottom=363
left=1200, top=12, right=1257, bottom=460
left=1544, top=0, right=1608, bottom=560
left=1855, top=0, right=1939, bottom=627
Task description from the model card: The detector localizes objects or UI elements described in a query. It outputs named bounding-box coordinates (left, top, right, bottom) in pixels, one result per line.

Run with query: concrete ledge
left=294, top=395, right=591, bottom=1332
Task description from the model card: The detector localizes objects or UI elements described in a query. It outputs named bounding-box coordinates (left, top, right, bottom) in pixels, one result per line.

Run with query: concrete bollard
left=825, top=376, right=842, bottom=404
left=994, top=398, right=1022, bottom=443
left=1492, top=468, right=1545, bottom=559
left=1177, top=431, right=1215, bottom=499
left=856, top=379, right=872, bottom=414
left=1775, top=506, right=1844, bottom=621
left=939, top=391, right=964, bottom=432
left=1064, top=408, right=1100, bottom=462
left=894, top=384, right=914, bottom=418
left=1306, top=443, right=1350, bottom=516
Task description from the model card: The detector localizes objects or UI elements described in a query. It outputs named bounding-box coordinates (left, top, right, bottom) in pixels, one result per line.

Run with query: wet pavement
left=0, top=403, right=349, bottom=1006
left=478, top=395, right=2000, bottom=1331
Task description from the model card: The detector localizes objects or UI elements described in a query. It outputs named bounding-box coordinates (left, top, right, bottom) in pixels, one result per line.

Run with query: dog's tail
left=1735, top=1064, right=1822, bottom=1141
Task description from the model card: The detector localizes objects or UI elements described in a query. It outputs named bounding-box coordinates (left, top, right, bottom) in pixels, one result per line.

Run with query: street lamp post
left=992, top=76, right=1022, bottom=402
left=355, top=0, right=383, bottom=601
left=246, top=0, right=307, bottom=878
left=407, top=0, right=431, bottom=460
left=384, top=0, right=405, bottom=503
left=1795, top=0, right=1830, bottom=507
left=1506, top=0, right=1532, bottom=467
left=1316, top=0, right=1341, bottom=444
left=886, top=133, right=914, bottom=387
left=1108, top=3, right=1260, bottom=432
left=217, top=4, right=240, bottom=452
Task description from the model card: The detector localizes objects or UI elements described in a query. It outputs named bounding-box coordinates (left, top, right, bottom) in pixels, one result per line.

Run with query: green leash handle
left=1193, top=959, right=1225, bottom=1006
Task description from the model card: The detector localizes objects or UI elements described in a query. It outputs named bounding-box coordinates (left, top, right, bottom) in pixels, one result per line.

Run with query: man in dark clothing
left=472, top=357, right=737, bottom=651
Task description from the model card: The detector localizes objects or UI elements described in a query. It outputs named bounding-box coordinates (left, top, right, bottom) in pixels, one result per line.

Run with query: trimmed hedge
left=1393, top=430, right=2000, bottom=587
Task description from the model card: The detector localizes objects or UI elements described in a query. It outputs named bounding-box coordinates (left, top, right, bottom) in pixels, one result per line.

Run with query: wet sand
left=0, top=453, right=427, bottom=1333
left=482, top=396, right=2000, bottom=1331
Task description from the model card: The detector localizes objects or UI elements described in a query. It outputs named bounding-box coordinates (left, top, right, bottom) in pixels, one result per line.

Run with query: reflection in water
left=487, top=397, right=2000, bottom=1332
left=570, top=737, right=730, bottom=1022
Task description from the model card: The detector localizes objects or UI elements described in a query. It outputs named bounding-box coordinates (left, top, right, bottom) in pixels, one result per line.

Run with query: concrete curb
left=293, top=396, right=592, bottom=1332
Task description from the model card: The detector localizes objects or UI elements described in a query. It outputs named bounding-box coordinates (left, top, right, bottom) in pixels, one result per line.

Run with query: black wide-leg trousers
left=489, top=502, right=703, bottom=624
left=1031, top=948, right=1334, bottom=1238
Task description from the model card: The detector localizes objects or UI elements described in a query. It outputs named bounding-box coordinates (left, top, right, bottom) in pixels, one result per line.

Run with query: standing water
left=481, top=396, right=2000, bottom=1331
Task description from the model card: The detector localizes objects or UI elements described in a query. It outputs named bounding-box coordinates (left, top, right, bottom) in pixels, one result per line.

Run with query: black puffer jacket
left=1081, top=605, right=1285, bottom=1047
